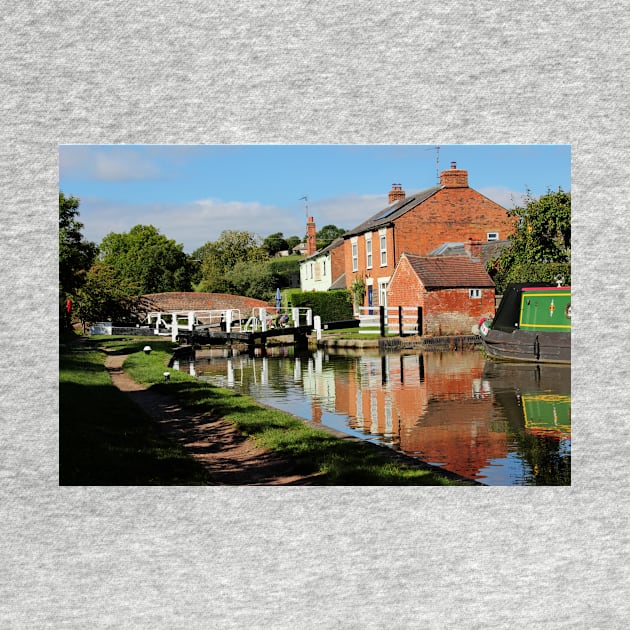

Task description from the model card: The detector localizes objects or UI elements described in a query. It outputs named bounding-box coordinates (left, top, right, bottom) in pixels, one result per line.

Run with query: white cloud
left=59, top=146, right=163, bottom=181
left=79, top=192, right=390, bottom=253
left=478, top=186, right=528, bottom=210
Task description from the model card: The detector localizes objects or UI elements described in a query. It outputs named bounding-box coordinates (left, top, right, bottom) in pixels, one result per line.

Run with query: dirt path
left=104, top=353, right=326, bottom=485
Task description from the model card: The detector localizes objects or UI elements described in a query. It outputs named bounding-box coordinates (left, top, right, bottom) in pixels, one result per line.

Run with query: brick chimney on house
left=306, top=216, right=317, bottom=256
left=464, top=237, right=483, bottom=260
left=388, top=183, right=405, bottom=204
left=440, top=161, right=469, bottom=188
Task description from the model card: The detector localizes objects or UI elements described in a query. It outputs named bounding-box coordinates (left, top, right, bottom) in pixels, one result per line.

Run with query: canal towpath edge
left=103, top=351, right=327, bottom=485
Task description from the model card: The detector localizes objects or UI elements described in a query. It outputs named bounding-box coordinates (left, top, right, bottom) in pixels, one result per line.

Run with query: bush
left=286, top=290, right=353, bottom=323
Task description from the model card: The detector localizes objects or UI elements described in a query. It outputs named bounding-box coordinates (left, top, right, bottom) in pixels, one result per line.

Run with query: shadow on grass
left=60, top=356, right=211, bottom=485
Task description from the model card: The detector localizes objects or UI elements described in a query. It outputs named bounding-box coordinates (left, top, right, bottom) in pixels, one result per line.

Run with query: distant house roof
left=401, top=253, right=495, bottom=289
left=344, top=186, right=441, bottom=237
left=430, top=240, right=511, bottom=266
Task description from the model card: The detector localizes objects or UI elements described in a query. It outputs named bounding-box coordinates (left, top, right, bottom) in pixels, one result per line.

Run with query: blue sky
left=59, top=144, right=571, bottom=254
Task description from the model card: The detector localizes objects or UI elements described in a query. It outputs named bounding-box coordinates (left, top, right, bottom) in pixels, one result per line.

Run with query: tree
left=59, top=192, right=97, bottom=330
left=196, top=230, right=266, bottom=293
left=488, top=188, right=571, bottom=293
left=223, top=260, right=279, bottom=301
left=74, top=263, right=147, bottom=327
left=99, top=225, right=193, bottom=295
left=316, top=224, right=346, bottom=250
left=262, top=232, right=289, bottom=256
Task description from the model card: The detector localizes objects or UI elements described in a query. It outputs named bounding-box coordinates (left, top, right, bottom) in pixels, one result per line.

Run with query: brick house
left=387, top=253, right=495, bottom=336
left=343, top=163, right=514, bottom=308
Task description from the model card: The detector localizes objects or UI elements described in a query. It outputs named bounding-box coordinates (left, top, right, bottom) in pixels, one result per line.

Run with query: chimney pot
left=388, top=182, right=406, bottom=204
left=440, top=164, right=468, bottom=188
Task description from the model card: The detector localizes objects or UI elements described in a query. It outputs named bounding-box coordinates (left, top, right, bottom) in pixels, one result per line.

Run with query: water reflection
left=182, top=347, right=571, bottom=486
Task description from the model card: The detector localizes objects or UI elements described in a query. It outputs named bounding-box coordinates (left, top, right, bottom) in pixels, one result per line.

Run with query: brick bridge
left=141, top=292, right=271, bottom=315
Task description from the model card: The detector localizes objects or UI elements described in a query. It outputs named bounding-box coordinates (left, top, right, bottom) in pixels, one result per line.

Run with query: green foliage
left=287, top=290, right=353, bottom=322
left=223, top=259, right=279, bottom=301
left=99, top=224, right=193, bottom=294
left=350, top=275, right=366, bottom=308
left=267, top=255, right=301, bottom=287
left=74, top=263, right=151, bottom=324
left=59, top=192, right=97, bottom=329
left=488, top=188, right=571, bottom=293
left=316, top=224, right=346, bottom=249
left=59, top=345, right=210, bottom=485
left=118, top=341, right=462, bottom=485
left=195, top=230, right=266, bottom=293
left=498, top=262, right=571, bottom=289
left=262, top=231, right=288, bottom=256
left=285, top=235, right=301, bottom=251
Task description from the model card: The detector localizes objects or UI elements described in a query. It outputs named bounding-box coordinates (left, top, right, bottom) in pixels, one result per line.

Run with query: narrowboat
left=479, top=283, right=571, bottom=364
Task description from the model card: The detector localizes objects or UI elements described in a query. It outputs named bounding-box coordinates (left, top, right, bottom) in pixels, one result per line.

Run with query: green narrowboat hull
left=480, top=284, right=571, bottom=364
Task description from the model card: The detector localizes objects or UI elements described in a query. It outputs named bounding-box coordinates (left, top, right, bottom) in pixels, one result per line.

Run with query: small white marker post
left=314, top=315, right=322, bottom=341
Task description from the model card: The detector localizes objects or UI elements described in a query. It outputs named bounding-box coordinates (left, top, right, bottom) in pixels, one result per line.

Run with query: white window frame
left=487, top=232, right=499, bottom=241
left=379, top=229, right=387, bottom=267
left=351, top=238, right=359, bottom=272
left=378, top=277, right=389, bottom=308
left=365, top=235, right=373, bottom=269
left=469, top=288, right=482, bottom=299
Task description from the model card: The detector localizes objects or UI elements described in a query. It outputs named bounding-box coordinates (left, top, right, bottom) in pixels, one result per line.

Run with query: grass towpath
left=60, top=336, right=478, bottom=486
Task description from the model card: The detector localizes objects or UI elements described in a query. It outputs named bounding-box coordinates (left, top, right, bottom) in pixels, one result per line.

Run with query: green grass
left=59, top=340, right=211, bottom=485
left=116, top=340, right=469, bottom=485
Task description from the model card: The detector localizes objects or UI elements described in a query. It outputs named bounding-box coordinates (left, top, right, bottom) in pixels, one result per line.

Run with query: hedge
left=285, top=289, right=354, bottom=323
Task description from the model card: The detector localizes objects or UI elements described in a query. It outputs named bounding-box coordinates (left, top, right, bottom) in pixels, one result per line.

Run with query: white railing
left=244, top=307, right=313, bottom=333
left=357, top=306, right=423, bottom=336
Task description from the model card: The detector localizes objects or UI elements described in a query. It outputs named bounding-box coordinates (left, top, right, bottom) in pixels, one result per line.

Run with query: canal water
left=176, top=347, right=571, bottom=486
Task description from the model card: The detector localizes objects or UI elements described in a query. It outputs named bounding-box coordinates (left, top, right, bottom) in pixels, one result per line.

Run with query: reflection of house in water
left=310, top=351, right=508, bottom=480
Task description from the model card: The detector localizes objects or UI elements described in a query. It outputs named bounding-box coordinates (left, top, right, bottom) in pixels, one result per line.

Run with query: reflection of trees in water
left=520, top=432, right=571, bottom=486
left=493, top=390, right=570, bottom=485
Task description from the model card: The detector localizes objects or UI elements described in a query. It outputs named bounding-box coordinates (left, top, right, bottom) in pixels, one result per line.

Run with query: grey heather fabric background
left=1, top=1, right=628, bottom=628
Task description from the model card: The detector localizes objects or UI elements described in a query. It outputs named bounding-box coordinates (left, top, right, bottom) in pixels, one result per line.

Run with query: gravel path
left=104, top=353, right=326, bottom=485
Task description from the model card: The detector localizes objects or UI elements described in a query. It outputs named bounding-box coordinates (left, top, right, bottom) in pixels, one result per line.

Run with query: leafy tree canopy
left=316, top=224, right=346, bottom=250
left=262, top=232, right=289, bottom=257
left=195, top=230, right=266, bottom=293
left=74, top=263, right=147, bottom=324
left=99, top=225, right=193, bottom=295
left=59, top=192, right=97, bottom=297
left=488, top=188, right=571, bottom=293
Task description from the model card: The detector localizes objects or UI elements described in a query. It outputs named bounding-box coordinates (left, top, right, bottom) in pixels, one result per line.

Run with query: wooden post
left=417, top=306, right=423, bottom=336
left=379, top=306, right=386, bottom=337
left=398, top=306, right=404, bottom=337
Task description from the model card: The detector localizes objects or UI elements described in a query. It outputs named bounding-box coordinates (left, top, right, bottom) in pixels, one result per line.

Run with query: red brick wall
left=394, top=187, right=515, bottom=256
left=142, top=292, right=270, bottom=315
left=330, top=244, right=346, bottom=287
left=344, top=184, right=515, bottom=305
left=387, top=257, right=495, bottom=335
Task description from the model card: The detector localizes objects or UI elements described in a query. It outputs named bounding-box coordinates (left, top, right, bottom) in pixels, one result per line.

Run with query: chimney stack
left=440, top=162, right=469, bottom=188
left=388, top=183, right=405, bottom=204
left=306, top=216, right=317, bottom=256
left=464, top=237, right=483, bottom=260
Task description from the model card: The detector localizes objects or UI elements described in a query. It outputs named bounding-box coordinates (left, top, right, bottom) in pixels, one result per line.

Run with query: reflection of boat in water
left=479, top=283, right=571, bottom=364
left=483, top=361, right=571, bottom=440
left=521, top=393, right=571, bottom=440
